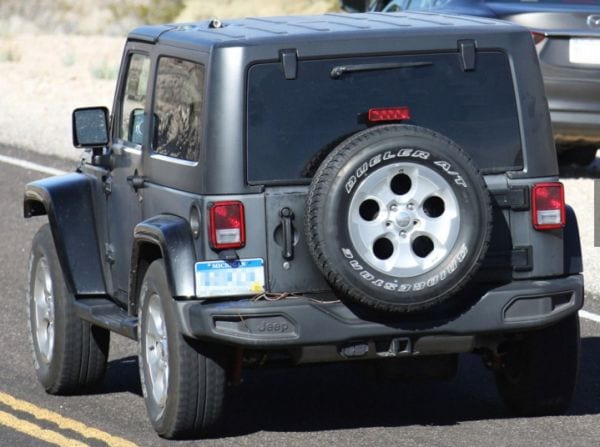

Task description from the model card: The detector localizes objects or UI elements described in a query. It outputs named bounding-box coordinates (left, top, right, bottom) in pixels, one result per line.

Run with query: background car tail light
left=532, top=182, right=565, bottom=230
left=531, top=32, right=546, bottom=45
left=209, top=201, right=246, bottom=249
left=368, top=107, right=411, bottom=123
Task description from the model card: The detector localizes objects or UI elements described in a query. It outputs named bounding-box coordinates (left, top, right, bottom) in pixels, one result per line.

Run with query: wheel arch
left=564, top=204, right=582, bottom=275
left=24, top=174, right=107, bottom=295
left=130, top=215, right=197, bottom=315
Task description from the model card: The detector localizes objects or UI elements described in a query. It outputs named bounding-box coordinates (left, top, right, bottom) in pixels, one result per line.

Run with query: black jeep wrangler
left=25, top=12, right=583, bottom=439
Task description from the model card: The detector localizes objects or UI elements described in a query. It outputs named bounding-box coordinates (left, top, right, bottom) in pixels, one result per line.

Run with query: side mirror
left=72, top=107, right=109, bottom=148
left=339, top=0, right=369, bottom=12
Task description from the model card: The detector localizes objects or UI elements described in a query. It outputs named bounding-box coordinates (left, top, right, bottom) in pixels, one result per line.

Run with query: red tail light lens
left=368, top=107, right=411, bottom=123
left=209, top=201, right=246, bottom=250
left=532, top=182, right=565, bottom=230
left=531, top=32, right=546, bottom=45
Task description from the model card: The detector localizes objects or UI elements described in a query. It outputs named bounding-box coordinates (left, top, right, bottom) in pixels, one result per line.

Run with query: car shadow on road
left=87, top=337, right=600, bottom=436
left=218, top=336, right=600, bottom=437
left=94, top=356, right=142, bottom=397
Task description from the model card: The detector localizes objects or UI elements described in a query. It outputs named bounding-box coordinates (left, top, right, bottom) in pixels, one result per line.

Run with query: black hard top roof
left=128, top=11, right=513, bottom=48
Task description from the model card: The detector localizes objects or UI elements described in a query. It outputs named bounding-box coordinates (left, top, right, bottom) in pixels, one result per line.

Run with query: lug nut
left=400, top=230, right=407, bottom=238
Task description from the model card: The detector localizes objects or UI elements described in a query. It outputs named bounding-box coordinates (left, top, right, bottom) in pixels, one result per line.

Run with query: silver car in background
left=344, top=0, right=600, bottom=165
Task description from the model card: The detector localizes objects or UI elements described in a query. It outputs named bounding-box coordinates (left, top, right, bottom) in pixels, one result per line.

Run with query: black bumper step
left=75, top=298, right=137, bottom=340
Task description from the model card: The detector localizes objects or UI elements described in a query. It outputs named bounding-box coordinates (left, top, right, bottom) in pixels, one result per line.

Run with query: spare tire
left=305, top=125, right=492, bottom=313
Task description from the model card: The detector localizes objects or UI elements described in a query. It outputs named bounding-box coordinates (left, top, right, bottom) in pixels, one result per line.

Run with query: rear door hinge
left=458, top=39, right=477, bottom=72
left=105, top=243, right=115, bottom=265
left=103, top=176, right=112, bottom=196
left=492, top=186, right=530, bottom=211
left=280, top=49, right=298, bottom=80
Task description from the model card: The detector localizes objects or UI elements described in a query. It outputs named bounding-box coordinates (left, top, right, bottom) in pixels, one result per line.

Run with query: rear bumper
left=175, top=275, right=583, bottom=348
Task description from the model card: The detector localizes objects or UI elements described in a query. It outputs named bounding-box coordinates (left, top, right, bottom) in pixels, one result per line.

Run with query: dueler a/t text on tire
left=305, top=125, right=492, bottom=313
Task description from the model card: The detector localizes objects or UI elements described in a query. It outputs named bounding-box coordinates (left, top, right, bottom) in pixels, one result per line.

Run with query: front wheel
left=494, top=314, right=580, bottom=416
left=138, top=260, right=227, bottom=439
left=27, top=224, right=109, bottom=394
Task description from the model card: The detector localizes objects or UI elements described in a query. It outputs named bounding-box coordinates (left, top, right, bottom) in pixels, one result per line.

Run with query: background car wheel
left=138, top=260, right=227, bottom=439
left=494, top=314, right=580, bottom=416
left=558, top=144, right=598, bottom=167
left=26, top=224, right=109, bottom=394
left=305, top=124, right=492, bottom=313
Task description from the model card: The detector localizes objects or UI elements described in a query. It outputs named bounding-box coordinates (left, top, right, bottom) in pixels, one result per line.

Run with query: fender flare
left=564, top=204, right=582, bottom=275
left=24, top=173, right=107, bottom=295
left=131, top=215, right=197, bottom=310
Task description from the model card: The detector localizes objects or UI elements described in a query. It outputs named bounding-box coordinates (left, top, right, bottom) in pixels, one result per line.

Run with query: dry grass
left=0, top=1, right=342, bottom=159
left=0, top=0, right=341, bottom=35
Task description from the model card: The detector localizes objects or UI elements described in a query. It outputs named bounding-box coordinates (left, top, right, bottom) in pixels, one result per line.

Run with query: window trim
left=113, top=50, right=152, bottom=150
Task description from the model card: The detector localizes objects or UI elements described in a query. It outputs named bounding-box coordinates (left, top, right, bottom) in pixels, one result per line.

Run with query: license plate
left=195, top=258, right=265, bottom=297
left=569, top=38, right=600, bottom=65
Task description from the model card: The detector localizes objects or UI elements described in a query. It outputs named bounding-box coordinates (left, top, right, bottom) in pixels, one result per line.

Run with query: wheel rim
left=144, top=293, right=169, bottom=410
left=348, top=162, right=460, bottom=277
left=33, top=257, right=54, bottom=364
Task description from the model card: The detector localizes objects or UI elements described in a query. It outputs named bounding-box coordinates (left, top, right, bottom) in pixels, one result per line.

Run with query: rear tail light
left=368, top=107, right=411, bottom=123
left=209, top=201, right=246, bottom=250
left=531, top=32, right=546, bottom=45
left=532, top=182, right=565, bottom=230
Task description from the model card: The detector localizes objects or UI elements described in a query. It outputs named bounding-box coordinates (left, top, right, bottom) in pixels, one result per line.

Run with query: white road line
left=579, top=309, right=600, bottom=323
left=0, top=154, right=67, bottom=176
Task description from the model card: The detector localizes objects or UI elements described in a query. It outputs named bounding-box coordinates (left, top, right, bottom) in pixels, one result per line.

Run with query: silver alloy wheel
left=348, top=162, right=460, bottom=277
left=33, top=257, right=55, bottom=364
left=144, top=293, right=169, bottom=412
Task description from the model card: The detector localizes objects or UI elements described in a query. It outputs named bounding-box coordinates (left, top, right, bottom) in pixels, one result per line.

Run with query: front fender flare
left=24, top=173, right=106, bottom=295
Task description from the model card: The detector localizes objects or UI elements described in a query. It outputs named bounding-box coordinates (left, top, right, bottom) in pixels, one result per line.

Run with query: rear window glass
left=246, top=52, right=522, bottom=184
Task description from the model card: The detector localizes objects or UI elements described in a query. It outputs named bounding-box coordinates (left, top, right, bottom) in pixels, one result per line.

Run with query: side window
left=152, top=57, right=204, bottom=162
left=118, top=53, right=151, bottom=145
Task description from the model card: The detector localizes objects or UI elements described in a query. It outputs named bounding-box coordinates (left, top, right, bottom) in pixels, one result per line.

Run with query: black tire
left=557, top=144, right=597, bottom=167
left=494, top=314, right=580, bottom=416
left=26, top=224, right=109, bottom=394
left=138, top=260, right=227, bottom=439
left=305, top=124, right=492, bottom=313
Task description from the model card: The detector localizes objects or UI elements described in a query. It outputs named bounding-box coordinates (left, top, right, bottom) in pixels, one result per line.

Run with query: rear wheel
left=494, top=314, right=580, bottom=416
left=138, top=260, right=227, bottom=439
left=27, top=224, right=109, bottom=394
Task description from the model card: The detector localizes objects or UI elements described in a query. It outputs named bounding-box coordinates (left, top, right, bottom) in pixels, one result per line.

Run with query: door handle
left=126, top=170, right=146, bottom=191
left=280, top=207, right=294, bottom=260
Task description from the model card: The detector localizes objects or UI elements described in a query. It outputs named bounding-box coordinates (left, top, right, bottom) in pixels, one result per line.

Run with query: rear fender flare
left=564, top=204, right=582, bottom=275
left=130, top=215, right=196, bottom=313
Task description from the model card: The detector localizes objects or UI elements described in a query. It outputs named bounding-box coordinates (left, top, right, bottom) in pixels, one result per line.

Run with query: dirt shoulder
left=0, top=34, right=122, bottom=160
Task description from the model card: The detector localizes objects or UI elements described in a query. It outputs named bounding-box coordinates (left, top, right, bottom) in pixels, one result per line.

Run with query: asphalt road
left=2, top=146, right=600, bottom=447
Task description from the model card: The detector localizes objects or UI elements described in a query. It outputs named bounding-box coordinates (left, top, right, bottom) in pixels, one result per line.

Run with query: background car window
left=118, top=53, right=150, bottom=145
left=152, top=57, right=204, bottom=162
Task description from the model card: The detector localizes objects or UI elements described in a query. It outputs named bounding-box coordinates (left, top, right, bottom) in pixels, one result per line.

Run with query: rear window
left=247, top=52, right=522, bottom=184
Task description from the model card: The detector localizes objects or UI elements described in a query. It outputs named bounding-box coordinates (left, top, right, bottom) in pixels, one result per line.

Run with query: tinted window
left=152, top=57, right=204, bottom=162
left=118, top=53, right=150, bottom=145
left=247, top=52, right=522, bottom=183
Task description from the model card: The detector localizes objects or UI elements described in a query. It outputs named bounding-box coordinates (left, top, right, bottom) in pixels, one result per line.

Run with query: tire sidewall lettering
left=340, top=244, right=469, bottom=293
left=344, top=147, right=470, bottom=195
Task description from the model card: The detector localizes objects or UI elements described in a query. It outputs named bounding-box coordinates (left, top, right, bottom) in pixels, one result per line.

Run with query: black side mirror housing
left=72, top=107, right=109, bottom=148
left=339, top=0, right=369, bottom=12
